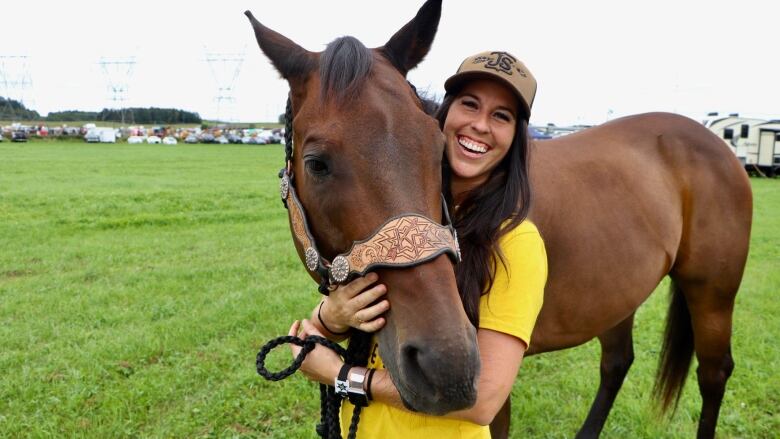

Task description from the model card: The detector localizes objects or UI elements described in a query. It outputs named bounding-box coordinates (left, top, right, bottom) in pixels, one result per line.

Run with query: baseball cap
left=443, top=51, right=537, bottom=119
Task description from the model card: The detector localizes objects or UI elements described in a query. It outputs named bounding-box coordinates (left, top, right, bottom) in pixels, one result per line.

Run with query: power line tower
left=99, top=56, right=136, bottom=125
left=0, top=55, right=34, bottom=119
left=204, top=48, right=245, bottom=123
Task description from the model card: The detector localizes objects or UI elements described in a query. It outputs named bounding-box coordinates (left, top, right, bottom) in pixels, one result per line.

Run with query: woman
left=290, top=51, right=547, bottom=438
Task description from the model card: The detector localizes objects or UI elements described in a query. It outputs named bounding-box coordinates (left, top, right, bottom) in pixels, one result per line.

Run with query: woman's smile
left=457, top=135, right=490, bottom=156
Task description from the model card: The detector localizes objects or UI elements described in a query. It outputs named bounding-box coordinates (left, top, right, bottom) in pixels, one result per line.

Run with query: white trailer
left=754, top=122, right=780, bottom=176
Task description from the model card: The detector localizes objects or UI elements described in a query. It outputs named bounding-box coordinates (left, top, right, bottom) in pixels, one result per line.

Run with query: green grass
left=1, top=141, right=778, bottom=438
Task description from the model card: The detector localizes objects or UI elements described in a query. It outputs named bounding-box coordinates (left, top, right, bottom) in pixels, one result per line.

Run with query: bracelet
left=334, top=364, right=369, bottom=407
left=365, top=368, right=377, bottom=401
left=318, top=301, right=349, bottom=335
left=335, top=363, right=351, bottom=396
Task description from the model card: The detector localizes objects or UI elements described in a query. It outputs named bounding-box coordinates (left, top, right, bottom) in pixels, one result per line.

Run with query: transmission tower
left=99, top=56, right=136, bottom=124
left=0, top=55, right=34, bottom=119
left=204, top=48, right=245, bottom=123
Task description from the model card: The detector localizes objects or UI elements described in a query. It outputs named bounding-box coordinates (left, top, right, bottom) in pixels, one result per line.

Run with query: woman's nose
left=469, top=112, right=490, bottom=134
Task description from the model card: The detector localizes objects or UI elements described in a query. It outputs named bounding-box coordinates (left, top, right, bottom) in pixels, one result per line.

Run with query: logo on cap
left=470, top=51, right=516, bottom=76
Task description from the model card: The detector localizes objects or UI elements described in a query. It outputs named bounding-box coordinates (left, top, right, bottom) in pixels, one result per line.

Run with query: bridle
left=279, top=94, right=461, bottom=295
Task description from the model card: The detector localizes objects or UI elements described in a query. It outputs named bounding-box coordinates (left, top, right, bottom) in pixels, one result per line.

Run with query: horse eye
left=305, top=159, right=329, bottom=176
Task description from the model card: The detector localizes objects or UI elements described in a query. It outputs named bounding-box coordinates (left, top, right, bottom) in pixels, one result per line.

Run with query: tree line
left=1, top=97, right=201, bottom=124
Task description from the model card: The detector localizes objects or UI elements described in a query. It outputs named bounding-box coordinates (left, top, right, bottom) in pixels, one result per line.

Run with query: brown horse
left=502, top=113, right=752, bottom=439
left=248, top=0, right=752, bottom=437
left=246, top=1, right=481, bottom=415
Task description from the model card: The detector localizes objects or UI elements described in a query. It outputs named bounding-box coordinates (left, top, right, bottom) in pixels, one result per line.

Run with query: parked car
left=84, top=129, right=101, bottom=143
left=146, top=135, right=161, bottom=144
left=184, top=134, right=198, bottom=144
left=162, top=136, right=177, bottom=145
left=12, top=130, right=28, bottom=142
left=127, top=136, right=144, bottom=144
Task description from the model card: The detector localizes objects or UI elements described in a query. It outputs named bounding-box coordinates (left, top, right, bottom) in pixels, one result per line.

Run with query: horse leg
left=575, top=313, right=635, bottom=439
left=489, top=396, right=511, bottom=439
left=679, top=280, right=736, bottom=439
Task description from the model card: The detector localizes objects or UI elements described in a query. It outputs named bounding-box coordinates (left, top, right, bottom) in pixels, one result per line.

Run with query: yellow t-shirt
left=341, top=221, right=547, bottom=438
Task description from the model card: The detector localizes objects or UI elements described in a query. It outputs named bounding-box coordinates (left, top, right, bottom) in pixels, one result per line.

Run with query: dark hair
left=436, top=87, right=532, bottom=327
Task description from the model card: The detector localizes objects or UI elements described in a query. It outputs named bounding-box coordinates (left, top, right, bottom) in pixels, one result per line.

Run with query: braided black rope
left=257, top=334, right=370, bottom=439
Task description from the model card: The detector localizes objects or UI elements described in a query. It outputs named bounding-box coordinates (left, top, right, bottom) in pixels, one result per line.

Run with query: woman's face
left=443, top=78, right=519, bottom=192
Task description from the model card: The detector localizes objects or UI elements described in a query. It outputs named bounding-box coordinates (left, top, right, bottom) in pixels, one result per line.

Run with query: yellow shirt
left=341, top=221, right=547, bottom=438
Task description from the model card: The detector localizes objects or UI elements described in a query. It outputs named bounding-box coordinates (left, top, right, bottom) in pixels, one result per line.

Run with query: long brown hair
left=436, top=87, right=532, bottom=327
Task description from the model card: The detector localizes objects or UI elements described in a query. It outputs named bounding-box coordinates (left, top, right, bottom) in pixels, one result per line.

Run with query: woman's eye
left=305, top=159, right=329, bottom=176
left=494, top=112, right=512, bottom=122
left=461, top=99, right=477, bottom=109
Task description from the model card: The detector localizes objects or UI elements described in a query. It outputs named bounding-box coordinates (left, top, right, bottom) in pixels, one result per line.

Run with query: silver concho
left=280, top=174, right=290, bottom=200
left=330, top=255, right=350, bottom=283
left=305, top=247, right=319, bottom=271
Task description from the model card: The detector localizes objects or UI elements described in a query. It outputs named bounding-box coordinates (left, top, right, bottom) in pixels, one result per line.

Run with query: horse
left=245, top=0, right=481, bottom=416
left=248, top=1, right=753, bottom=437
left=502, top=113, right=752, bottom=439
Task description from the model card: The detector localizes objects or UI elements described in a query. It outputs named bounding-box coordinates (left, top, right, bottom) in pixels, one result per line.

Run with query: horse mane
left=320, top=36, right=373, bottom=103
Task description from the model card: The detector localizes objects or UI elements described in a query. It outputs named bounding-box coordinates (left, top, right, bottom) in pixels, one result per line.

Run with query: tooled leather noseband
left=280, top=95, right=461, bottom=294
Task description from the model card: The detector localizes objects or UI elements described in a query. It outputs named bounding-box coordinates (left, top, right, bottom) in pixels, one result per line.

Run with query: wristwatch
left=335, top=364, right=369, bottom=407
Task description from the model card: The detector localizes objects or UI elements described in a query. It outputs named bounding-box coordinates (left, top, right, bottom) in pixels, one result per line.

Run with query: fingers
left=352, top=283, right=387, bottom=310
left=359, top=316, right=387, bottom=333
left=289, top=320, right=301, bottom=357
left=301, top=319, right=324, bottom=337
left=340, top=272, right=380, bottom=298
left=355, top=299, right=390, bottom=325
left=288, top=320, right=301, bottom=337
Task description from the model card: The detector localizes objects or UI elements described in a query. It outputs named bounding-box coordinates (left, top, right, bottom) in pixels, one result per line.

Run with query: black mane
left=319, top=36, right=373, bottom=103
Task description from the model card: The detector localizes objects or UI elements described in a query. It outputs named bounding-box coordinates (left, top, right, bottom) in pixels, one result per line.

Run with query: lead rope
left=256, top=335, right=364, bottom=439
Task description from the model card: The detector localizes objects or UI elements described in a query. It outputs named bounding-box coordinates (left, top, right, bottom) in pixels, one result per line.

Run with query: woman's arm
left=292, top=319, right=526, bottom=426
left=367, top=328, right=526, bottom=425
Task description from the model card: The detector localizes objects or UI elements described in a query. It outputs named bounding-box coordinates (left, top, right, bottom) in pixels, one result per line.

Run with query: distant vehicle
left=146, top=136, right=162, bottom=144
left=127, top=136, right=144, bottom=144
left=85, top=128, right=117, bottom=143
left=242, top=136, right=265, bottom=145
left=184, top=134, right=198, bottom=144
left=12, top=130, right=28, bottom=142
left=85, top=129, right=101, bottom=143
left=528, top=126, right=553, bottom=140
left=162, top=136, right=178, bottom=145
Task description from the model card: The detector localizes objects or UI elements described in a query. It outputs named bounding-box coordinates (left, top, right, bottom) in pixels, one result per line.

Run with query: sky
left=0, top=0, right=777, bottom=126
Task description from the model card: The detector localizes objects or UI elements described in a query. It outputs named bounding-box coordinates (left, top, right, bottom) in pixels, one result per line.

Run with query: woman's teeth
left=458, top=137, right=487, bottom=153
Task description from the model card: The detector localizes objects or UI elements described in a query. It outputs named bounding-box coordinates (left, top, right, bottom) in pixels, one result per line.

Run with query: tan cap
left=444, top=51, right=537, bottom=119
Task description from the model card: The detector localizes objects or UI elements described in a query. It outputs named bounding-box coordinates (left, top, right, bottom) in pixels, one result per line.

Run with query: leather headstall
left=280, top=168, right=461, bottom=294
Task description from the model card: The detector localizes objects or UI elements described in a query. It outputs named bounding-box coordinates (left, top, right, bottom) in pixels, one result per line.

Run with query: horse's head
left=246, top=0, right=479, bottom=414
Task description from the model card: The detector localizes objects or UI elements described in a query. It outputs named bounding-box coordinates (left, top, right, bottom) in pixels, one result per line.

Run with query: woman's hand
left=288, top=319, right=343, bottom=385
left=320, top=272, right=389, bottom=333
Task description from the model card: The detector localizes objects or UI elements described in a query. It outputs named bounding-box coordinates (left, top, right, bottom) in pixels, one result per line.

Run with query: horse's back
left=526, top=112, right=752, bottom=354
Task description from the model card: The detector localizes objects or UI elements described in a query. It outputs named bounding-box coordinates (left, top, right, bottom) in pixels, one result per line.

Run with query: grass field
left=1, top=141, right=778, bottom=438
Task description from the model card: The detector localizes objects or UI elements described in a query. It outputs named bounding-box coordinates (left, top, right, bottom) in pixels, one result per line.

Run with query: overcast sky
left=1, top=0, right=777, bottom=126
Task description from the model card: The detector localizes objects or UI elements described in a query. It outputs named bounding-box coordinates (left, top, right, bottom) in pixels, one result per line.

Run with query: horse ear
left=245, top=10, right=316, bottom=81
left=381, top=0, right=442, bottom=76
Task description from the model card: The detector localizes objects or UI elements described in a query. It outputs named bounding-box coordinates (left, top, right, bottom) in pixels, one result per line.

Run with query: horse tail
left=652, top=279, right=695, bottom=414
